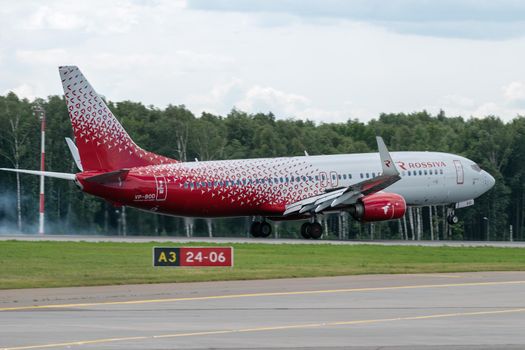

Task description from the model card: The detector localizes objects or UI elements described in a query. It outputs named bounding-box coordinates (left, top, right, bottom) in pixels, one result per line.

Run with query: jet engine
left=349, top=192, right=406, bottom=222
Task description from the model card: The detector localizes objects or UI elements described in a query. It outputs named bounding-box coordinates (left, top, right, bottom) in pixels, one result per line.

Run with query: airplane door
left=155, top=176, right=168, bottom=201
left=453, top=160, right=464, bottom=185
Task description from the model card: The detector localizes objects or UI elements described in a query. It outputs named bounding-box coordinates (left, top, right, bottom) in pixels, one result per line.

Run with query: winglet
left=376, top=136, right=399, bottom=176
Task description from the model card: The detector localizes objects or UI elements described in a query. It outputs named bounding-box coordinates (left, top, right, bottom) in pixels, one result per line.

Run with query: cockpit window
left=471, top=164, right=482, bottom=172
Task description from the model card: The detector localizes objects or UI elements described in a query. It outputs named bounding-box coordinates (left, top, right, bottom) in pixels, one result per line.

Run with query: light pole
left=483, top=216, right=489, bottom=241
left=33, top=105, right=46, bottom=236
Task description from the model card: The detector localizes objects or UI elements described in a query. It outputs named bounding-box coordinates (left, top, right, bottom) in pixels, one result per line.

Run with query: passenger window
left=184, top=182, right=189, bottom=189
left=372, top=172, right=376, bottom=177
left=349, top=174, right=352, bottom=179
left=360, top=173, right=364, bottom=179
left=366, top=173, right=369, bottom=178
left=419, top=170, right=422, bottom=176
left=343, top=174, right=347, bottom=180
left=424, top=170, right=427, bottom=175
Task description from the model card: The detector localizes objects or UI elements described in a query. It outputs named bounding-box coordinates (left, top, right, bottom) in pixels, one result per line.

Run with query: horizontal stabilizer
left=65, top=137, right=83, bottom=171
left=84, top=169, right=129, bottom=184
left=0, top=168, right=76, bottom=180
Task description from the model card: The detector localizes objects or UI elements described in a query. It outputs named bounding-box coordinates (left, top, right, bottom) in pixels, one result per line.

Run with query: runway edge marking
left=3, top=308, right=525, bottom=350
left=2, top=280, right=525, bottom=312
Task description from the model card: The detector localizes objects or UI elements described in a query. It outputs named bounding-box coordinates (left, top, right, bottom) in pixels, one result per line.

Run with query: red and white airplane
left=1, top=66, right=495, bottom=239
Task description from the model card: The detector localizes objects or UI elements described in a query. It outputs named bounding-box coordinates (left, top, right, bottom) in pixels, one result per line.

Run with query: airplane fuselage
left=77, top=151, right=495, bottom=218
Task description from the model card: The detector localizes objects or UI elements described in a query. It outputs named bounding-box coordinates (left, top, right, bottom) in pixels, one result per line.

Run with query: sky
left=2, top=0, right=525, bottom=123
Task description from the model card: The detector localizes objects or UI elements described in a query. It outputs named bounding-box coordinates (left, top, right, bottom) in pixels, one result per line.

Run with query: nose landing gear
left=447, top=214, right=459, bottom=225
left=447, top=207, right=459, bottom=225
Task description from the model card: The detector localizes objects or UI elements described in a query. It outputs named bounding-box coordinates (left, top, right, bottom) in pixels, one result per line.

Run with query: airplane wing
left=283, top=136, right=401, bottom=216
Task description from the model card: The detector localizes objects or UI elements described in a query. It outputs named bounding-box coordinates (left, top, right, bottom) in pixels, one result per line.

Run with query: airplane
left=0, top=66, right=496, bottom=239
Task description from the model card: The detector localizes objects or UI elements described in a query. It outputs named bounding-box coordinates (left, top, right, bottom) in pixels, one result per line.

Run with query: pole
left=39, top=111, right=45, bottom=235
left=33, top=106, right=46, bottom=236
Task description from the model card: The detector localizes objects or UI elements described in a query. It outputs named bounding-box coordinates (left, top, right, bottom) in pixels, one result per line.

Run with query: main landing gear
left=300, top=220, right=323, bottom=240
left=250, top=220, right=272, bottom=238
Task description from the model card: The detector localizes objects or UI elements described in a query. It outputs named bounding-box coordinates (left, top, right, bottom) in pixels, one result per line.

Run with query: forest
left=0, top=91, right=523, bottom=241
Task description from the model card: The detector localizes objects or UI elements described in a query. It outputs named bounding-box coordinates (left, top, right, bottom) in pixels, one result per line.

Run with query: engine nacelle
left=349, top=192, right=406, bottom=222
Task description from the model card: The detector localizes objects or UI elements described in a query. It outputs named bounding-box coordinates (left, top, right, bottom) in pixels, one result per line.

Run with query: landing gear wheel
left=309, top=222, right=323, bottom=239
left=447, top=215, right=459, bottom=225
left=259, top=222, right=272, bottom=238
left=250, top=222, right=262, bottom=237
left=300, top=223, right=311, bottom=239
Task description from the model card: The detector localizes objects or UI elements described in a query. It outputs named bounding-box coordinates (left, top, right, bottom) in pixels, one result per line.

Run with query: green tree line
left=0, top=92, right=523, bottom=240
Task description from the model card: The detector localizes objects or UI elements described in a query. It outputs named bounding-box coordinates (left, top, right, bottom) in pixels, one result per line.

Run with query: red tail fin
left=59, top=66, right=175, bottom=171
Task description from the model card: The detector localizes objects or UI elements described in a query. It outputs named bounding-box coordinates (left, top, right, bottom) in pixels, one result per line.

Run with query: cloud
left=4, top=84, right=37, bottom=100
left=432, top=88, right=525, bottom=120
left=24, top=2, right=142, bottom=34
left=189, top=80, right=355, bottom=123
left=188, top=0, right=525, bottom=40
left=236, top=86, right=308, bottom=116
left=503, top=81, right=525, bottom=107
left=235, top=85, right=357, bottom=122
left=441, top=94, right=476, bottom=109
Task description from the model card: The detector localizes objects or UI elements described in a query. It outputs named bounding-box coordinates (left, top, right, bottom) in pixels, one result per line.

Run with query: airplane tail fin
left=59, top=66, right=175, bottom=172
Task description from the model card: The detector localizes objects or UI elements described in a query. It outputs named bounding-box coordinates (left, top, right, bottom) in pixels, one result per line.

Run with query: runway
left=1, top=234, right=525, bottom=248
left=1, top=272, right=525, bottom=349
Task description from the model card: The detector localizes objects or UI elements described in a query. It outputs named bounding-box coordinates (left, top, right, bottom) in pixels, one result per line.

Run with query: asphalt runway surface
left=1, top=272, right=525, bottom=349
left=2, top=234, right=525, bottom=248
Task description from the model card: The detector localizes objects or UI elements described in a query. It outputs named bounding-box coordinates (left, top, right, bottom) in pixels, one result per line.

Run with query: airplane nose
left=485, top=171, right=495, bottom=189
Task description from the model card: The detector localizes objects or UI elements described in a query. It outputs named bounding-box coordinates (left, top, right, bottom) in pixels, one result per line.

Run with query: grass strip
left=1, top=240, right=524, bottom=289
